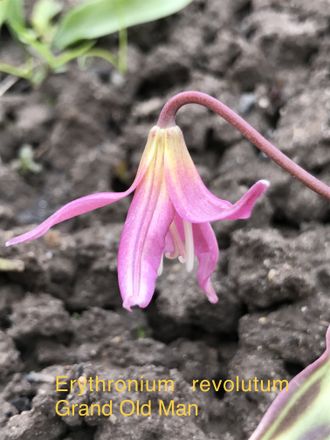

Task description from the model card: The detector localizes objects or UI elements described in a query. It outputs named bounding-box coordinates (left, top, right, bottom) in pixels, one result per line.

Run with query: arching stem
left=157, top=91, right=330, bottom=200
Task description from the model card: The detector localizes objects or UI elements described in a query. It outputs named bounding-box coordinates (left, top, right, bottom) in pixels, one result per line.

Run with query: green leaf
left=5, top=0, right=35, bottom=42
left=0, top=0, right=24, bottom=32
left=5, top=0, right=24, bottom=29
left=53, top=40, right=94, bottom=69
left=31, top=0, right=62, bottom=38
left=0, top=61, right=33, bottom=81
left=53, top=0, right=193, bottom=49
left=250, top=326, right=330, bottom=440
left=0, top=0, right=9, bottom=29
left=4, top=1, right=58, bottom=70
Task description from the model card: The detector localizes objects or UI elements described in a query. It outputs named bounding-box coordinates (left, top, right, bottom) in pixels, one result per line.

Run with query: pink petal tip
left=260, top=179, right=271, bottom=188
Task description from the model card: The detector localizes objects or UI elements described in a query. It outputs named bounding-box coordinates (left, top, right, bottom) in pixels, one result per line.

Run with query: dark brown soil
left=0, top=0, right=330, bottom=439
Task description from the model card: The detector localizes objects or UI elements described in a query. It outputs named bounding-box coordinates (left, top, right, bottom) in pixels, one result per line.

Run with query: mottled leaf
left=53, top=0, right=193, bottom=49
left=250, top=326, right=330, bottom=440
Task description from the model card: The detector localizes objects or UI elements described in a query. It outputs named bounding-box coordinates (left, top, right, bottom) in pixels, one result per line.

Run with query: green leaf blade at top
left=53, top=0, right=193, bottom=50
left=0, top=0, right=25, bottom=32
left=5, top=0, right=24, bottom=29
left=31, top=0, right=62, bottom=38
left=0, top=0, right=9, bottom=29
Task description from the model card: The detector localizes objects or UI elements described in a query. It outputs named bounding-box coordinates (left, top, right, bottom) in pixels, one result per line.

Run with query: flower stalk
left=6, top=91, right=330, bottom=309
left=158, top=91, right=330, bottom=200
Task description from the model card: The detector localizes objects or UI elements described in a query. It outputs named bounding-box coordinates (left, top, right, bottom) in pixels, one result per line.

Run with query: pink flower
left=6, top=126, right=269, bottom=310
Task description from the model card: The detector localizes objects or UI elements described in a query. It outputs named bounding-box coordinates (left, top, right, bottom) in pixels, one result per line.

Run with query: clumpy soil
left=0, top=0, right=330, bottom=439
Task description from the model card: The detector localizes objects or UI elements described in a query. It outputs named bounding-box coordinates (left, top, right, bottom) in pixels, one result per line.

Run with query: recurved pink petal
left=164, top=126, right=269, bottom=223
left=6, top=192, right=132, bottom=246
left=118, top=135, right=174, bottom=310
left=193, top=223, right=219, bottom=303
left=6, top=127, right=159, bottom=247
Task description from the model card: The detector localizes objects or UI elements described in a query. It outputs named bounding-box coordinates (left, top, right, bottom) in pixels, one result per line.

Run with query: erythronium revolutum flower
left=5, top=126, right=269, bottom=309
left=250, top=325, right=330, bottom=440
left=6, top=92, right=330, bottom=310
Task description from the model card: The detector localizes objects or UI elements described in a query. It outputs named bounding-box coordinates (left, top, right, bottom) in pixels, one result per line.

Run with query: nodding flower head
left=6, top=125, right=269, bottom=310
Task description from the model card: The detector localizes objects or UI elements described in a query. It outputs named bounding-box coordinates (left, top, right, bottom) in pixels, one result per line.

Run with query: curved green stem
left=80, top=47, right=118, bottom=68
left=0, top=62, right=33, bottom=81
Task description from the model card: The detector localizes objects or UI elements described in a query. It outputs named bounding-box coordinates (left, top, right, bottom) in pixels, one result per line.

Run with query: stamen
left=183, top=220, right=194, bottom=272
left=165, top=222, right=185, bottom=260
left=157, top=254, right=164, bottom=276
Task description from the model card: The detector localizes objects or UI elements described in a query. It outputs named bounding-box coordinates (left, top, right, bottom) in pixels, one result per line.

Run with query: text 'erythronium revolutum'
left=6, top=126, right=269, bottom=310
